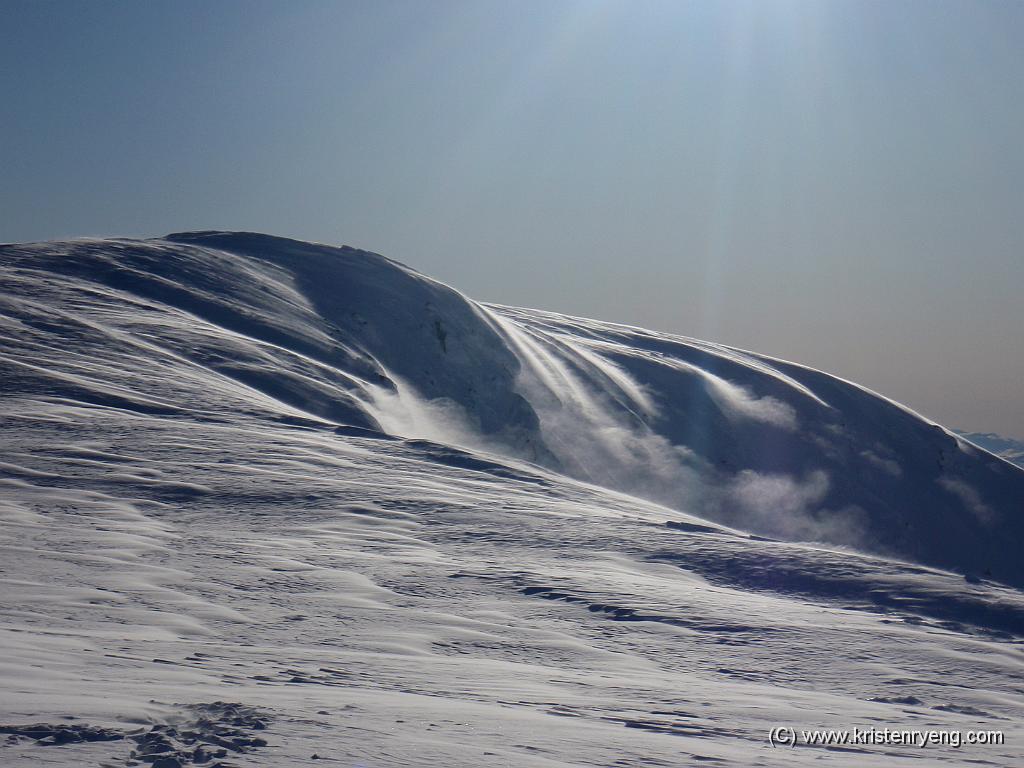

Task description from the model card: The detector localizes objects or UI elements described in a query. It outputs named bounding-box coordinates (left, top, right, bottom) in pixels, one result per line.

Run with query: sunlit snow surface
left=1, top=233, right=1022, bottom=766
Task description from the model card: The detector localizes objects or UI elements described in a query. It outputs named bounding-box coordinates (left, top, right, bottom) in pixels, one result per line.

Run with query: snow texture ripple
left=1, top=232, right=1022, bottom=766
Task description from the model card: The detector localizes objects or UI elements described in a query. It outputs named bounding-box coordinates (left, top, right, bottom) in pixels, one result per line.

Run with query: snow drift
left=2, top=231, right=1021, bottom=585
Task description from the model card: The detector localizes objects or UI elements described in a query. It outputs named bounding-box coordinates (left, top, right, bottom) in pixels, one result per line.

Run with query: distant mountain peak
left=954, top=430, right=1024, bottom=469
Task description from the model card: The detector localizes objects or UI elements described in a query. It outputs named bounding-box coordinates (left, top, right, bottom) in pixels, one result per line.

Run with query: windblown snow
left=1, top=232, right=1022, bottom=767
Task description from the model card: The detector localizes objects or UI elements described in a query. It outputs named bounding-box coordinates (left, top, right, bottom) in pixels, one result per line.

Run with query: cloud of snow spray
left=362, top=380, right=491, bottom=451
left=355, top=307, right=867, bottom=549
left=484, top=312, right=868, bottom=548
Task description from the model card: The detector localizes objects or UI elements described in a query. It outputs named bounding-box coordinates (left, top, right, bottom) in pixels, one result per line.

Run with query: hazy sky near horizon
left=2, top=0, right=1022, bottom=435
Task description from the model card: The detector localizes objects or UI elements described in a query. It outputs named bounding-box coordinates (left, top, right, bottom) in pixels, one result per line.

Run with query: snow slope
left=1, top=232, right=1023, bottom=767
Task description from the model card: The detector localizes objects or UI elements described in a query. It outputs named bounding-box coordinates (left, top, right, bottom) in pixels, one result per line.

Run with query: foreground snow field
left=1, top=232, right=1022, bottom=766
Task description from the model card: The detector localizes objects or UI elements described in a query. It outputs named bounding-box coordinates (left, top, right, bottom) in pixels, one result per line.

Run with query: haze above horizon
left=2, top=0, right=1022, bottom=434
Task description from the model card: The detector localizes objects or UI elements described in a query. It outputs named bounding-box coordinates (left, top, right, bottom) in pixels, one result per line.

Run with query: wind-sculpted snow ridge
left=3, top=231, right=1019, bottom=584
left=1, top=232, right=1023, bottom=767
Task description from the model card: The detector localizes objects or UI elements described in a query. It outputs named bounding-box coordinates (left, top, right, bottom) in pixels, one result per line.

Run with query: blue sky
left=2, top=0, right=1022, bottom=434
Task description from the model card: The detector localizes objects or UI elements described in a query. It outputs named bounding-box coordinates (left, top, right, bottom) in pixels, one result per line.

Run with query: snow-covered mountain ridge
left=2, top=232, right=1023, bottom=767
left=4, top=231, right=1020, bottom=584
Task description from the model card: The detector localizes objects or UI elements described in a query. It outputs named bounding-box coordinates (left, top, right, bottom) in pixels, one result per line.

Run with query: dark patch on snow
left=664, top=520, right=722, bottom=535
left=1, top=702, right=270, bottom=767
left=403, top=439, right=549, bottom=485
left=517, top=584, right=768, bottom=641
left=0, top=722, right=124, bottom=746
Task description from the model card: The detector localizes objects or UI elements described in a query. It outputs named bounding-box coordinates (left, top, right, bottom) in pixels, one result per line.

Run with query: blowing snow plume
left=2, top=231, right=1022, bottom=585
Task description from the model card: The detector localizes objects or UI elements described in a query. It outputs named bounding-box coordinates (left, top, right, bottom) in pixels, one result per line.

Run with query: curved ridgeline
left=3, top=230, right=1022, bottom=586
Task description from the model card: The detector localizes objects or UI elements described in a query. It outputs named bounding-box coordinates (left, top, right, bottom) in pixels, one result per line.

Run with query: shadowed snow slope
left=3, top=231, right=1019, bottom=584
left=2, top=232, right=1024, bottom=767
